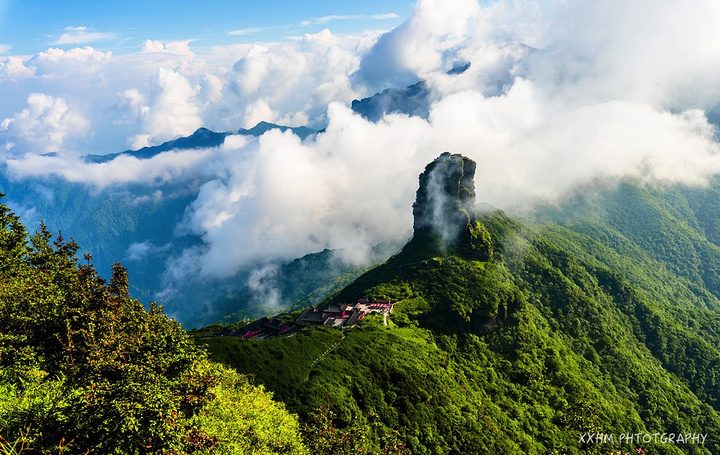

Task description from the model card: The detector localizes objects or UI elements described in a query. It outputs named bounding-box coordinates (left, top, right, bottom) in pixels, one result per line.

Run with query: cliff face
left=411, top=152, right=491, bottom=259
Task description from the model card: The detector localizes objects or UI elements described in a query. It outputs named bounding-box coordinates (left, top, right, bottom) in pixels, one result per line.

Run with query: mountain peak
left=238, top=122, right=317, bottom=140
left=410, top=152, right=491, bottom=260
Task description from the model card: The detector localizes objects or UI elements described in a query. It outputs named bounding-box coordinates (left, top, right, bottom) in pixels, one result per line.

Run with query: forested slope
left=0, top=197, right=307, bottom=454
left=201, top=158, right=720, bottom=454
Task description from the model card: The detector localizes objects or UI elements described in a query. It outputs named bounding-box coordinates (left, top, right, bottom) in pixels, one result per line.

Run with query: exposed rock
left=411, top=152, right=491, bottom=260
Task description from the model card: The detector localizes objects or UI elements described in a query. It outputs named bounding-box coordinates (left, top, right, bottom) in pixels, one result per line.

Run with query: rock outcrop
left=411, top=152, right=491, bottom=260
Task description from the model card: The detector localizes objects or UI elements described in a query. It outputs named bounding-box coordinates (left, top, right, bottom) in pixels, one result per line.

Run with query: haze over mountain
left=3, top=0, right=720, bottom=327
left=0, top=122, right=333, bottom=327
left=84, top=122, right=319, bottom=164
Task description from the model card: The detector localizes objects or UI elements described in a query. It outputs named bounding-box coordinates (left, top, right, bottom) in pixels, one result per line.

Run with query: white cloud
left=125, top=238, right=170, bottom=261
left=246, top=264, right=285, bottom=308
left=5, top=140, right=219, bottom=185
left=0, top=44, right=10, bottom=54
left=141, top=40, right=166, bottom=53
left=227, top=29, right=361, bottom=127
left=30, top=46, right=112, bottom=77
left=0, top=93, right=89, bottom=153
left=149, top=40, right=195, bottom=57
left=130, top=67, right=203, bottom=146
left=112, top=88, right=149, bottom=126
left=243, top=99, right=278, bottom=128
left=353, top=0, right=481, bottom=91
left=372, top=13, right=400, bottom=20
left=229, top=27, right=268, bottom=36
left=5, top=132, right=252, bottom=188
left=301, top=13, right=401, bottom=27
left=524, top=0, right=720, bottom=112
left=425, top=79, right=720, bottom=207
left=0, top=56, right=35, bottom=80
left=52, top=26, right=117, bottom=45
left=200, top=73, right=223, bottom=106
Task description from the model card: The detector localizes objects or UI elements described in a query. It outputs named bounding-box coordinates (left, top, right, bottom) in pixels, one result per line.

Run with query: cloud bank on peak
left=353, top=0, right=481, bottom=92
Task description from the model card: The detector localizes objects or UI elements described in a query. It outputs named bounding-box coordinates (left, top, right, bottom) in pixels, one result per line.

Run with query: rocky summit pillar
left=410, top=152, right=491, bottom=260
left=413, top=152, right=477, bottom=243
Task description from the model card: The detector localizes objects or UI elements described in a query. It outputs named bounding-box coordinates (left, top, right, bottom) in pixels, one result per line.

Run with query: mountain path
left=305, top=267, right=412, bottom=378
left=304, top=330, right=345, bottom=383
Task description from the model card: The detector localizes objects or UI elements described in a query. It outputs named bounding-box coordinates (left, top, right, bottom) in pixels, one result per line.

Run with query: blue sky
left=0, top=0, right=411, bottom=55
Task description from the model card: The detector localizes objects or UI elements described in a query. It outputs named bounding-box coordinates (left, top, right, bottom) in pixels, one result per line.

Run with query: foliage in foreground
left=0, top=196, right=306, bottom=454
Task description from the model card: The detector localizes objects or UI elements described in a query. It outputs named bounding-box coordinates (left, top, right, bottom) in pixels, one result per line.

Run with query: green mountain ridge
left=198, top=156, right=720, bottom=454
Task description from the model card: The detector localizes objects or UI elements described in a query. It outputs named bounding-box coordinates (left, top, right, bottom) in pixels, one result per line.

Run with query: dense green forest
left=0, top=196, right=310, bottom=454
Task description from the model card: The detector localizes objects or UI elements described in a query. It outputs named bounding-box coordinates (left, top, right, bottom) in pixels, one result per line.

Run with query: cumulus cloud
left=128, top=67, right=203, bottom=146
left=142, top=40, right=166, bottom=53
left=0, top=56, right=35, bottom=80
left=353, top=0, right=481, bottom=91
left=30, top=46, right=112, bottom=77
left=227, top=29, right=361, bottom=127
left=0, top=46, right=113, bottom=83
left=0, top=30, right=363, bottom=153
left=141, top=39, right=196, bottom=57
left=112, top=88, right=149, bottom=126
left=1, top=93, right=89, bottom=153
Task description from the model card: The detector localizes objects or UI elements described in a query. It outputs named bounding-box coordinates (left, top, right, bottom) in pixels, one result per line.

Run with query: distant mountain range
left=84, top=121, right=319, bottom=163
left=0, top=75, right=463, bottom=328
